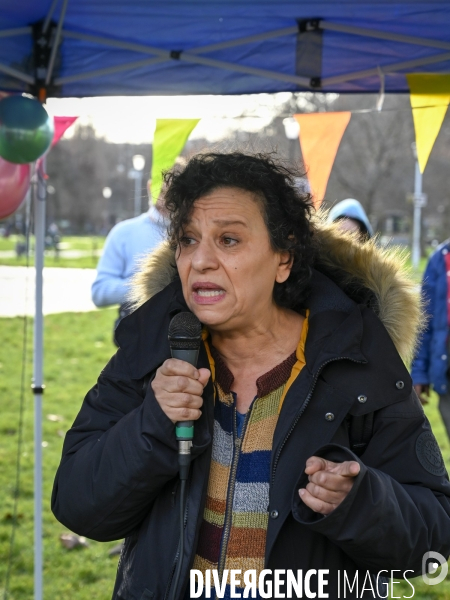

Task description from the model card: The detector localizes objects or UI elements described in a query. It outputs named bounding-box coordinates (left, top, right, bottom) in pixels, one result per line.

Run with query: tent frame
left=2, top=14, right=450, bottom=93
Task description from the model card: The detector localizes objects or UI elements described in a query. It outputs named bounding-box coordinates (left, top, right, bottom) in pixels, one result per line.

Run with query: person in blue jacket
left=92, top=185, right=167, bottom=309
left=91, top=181, right=169, bottom=344
left=328, top=198, right=374, bottom=239
left=411, top=239, right=450, bottom=440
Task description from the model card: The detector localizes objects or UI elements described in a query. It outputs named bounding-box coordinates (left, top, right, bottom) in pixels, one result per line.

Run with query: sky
left=46, top=92, right=299, bottom=144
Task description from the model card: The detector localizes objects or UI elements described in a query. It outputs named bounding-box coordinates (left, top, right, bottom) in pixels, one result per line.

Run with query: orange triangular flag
left=294, top=112, right=351, bottom=205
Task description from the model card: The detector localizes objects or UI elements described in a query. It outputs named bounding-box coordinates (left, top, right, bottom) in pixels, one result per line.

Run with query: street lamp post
left=411, top=143, right=427, bottom=272
left=102, top=186, right=113, bottom=230
left=129, top=154, right=146, bottom=217
left=282, top=117, right=300, bottom=164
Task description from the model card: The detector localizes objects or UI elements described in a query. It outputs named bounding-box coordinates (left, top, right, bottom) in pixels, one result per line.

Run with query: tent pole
left=0, top=62, right=34, bottom=84
left=63, top=30, right=169, bottom=57
left=43, top=0, right=61, bottom=34
left=64, top=24, right=298, bottom=57
left=59, top=28, right=311, bottom=88
left=319, top=20, right=450, bottom=52
left=45, top=0, right=69, bottom=86
left=55, top=56, right=166, bottom=85
left=0, top=27, right=31, bottom=38
left=321, top=51, right=450, bottom=87
left=188, top=26, right=298, bottom=55
left=33, top=159, right=46, bottom=600
left=179, top=53, right=311, bottom=87
left=56, top=49, right=311, bottom=88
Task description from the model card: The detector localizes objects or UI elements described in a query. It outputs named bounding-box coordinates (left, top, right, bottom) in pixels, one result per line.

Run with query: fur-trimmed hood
left=129, top=219, right=423, bottom=366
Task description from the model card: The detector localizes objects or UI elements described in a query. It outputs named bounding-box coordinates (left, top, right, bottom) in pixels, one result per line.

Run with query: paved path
left=0, top=266, right=99, bottom=317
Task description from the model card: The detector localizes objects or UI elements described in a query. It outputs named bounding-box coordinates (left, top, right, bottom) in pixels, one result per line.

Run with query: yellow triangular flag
left=407, top=74, right=450, bottom=173
left=151, top=119, right=200, bottom=202
left=294, top=112, right=351, bottom=205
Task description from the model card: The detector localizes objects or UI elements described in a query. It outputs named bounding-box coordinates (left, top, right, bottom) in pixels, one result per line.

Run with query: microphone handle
left=171, top=347, right=200, bottom=441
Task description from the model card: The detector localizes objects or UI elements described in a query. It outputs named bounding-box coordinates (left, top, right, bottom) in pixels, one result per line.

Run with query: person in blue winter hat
left=328, top=198, right=374, bottom=239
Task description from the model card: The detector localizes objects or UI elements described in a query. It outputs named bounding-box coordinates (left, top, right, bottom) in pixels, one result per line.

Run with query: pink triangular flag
left=52, top=116, right=78, bottom=146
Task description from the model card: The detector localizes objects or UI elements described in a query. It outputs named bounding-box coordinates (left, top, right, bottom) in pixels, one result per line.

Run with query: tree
left=324, top=94, right=414, bottom=231
left=46, top=124, right=152, bottom=233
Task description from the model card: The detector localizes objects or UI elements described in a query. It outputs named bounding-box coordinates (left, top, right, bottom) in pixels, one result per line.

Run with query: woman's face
left=175, top=187, right=292, bottom=333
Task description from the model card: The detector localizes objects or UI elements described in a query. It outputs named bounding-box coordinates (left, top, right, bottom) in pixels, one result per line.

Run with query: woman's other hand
left=151, top=358, right=211, bottom=423
left=299, top=456, right=360, bottom=515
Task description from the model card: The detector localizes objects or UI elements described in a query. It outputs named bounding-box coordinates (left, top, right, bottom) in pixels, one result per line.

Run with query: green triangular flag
left=151, top=119, right=200, bottom=202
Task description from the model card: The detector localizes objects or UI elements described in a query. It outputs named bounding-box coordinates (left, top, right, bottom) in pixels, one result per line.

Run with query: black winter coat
left=52, top=270, right=450, bottom=600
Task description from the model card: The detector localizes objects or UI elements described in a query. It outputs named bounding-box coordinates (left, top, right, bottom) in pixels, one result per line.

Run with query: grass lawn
left=0, top=236, right=105, bottom=269
left=0, top=310, right=119, bottom=600
left=0, top=310, right=449, bottom=599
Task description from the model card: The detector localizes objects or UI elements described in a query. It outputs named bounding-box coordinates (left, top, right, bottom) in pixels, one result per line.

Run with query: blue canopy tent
left=1, top=2, right=450, bottom=600
left=0, top=0, right=450, bottom=98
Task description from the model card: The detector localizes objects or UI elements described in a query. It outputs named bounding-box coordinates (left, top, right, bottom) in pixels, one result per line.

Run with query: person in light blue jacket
left=91, top=186, right=168, bottom=343
left=411, top=239, right=450, bottom=440
left=328, top=198, right=374, bottom=239
left=91, top=201, right=167, bottom=307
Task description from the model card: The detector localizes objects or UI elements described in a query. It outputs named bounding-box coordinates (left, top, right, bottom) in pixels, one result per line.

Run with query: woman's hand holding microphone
left=151, top=358, right=211, bottom=424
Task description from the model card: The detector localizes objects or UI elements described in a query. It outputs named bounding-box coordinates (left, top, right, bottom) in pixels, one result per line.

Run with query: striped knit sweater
left=192, top=322, right=308, bottom=598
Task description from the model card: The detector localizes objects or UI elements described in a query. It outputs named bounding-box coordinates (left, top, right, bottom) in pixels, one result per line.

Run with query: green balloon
left=0, top=95, right=54, bottom=164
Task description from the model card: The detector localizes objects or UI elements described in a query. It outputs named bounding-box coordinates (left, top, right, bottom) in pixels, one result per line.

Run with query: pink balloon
left=0, top=157, right=30, bottom=219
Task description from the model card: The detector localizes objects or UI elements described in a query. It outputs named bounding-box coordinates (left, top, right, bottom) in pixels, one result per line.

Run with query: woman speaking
left=52, top=152, right=450, bottom=600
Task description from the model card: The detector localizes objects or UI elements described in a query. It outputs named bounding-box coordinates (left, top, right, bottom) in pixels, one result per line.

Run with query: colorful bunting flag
left=407, top=74, right=450, bottom=173
left=52, top=116, right=78, bottom=146
left=151, top=119, right=200, bottom=202
left=37, top=116, right=78, bottom=170
left=294, top=112, right=351, bottom=205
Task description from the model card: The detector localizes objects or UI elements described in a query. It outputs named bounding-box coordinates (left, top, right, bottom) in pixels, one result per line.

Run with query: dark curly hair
left=163, top=152, right=317, bottom=310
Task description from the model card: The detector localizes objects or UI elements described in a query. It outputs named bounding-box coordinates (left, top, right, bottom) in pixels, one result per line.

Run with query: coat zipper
left=164, top=482, right=190, bottom=600
left=216, top=404, right=251, bottom=595
left=271, top=356, right=365, bottom=486
left=164, top=379, right=216, bottom=600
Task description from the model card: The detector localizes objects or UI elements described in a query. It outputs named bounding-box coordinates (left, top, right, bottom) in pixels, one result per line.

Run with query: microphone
left=168, top=312, right=202, bottom=479
left=168, top=312, right=202, bottom=600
